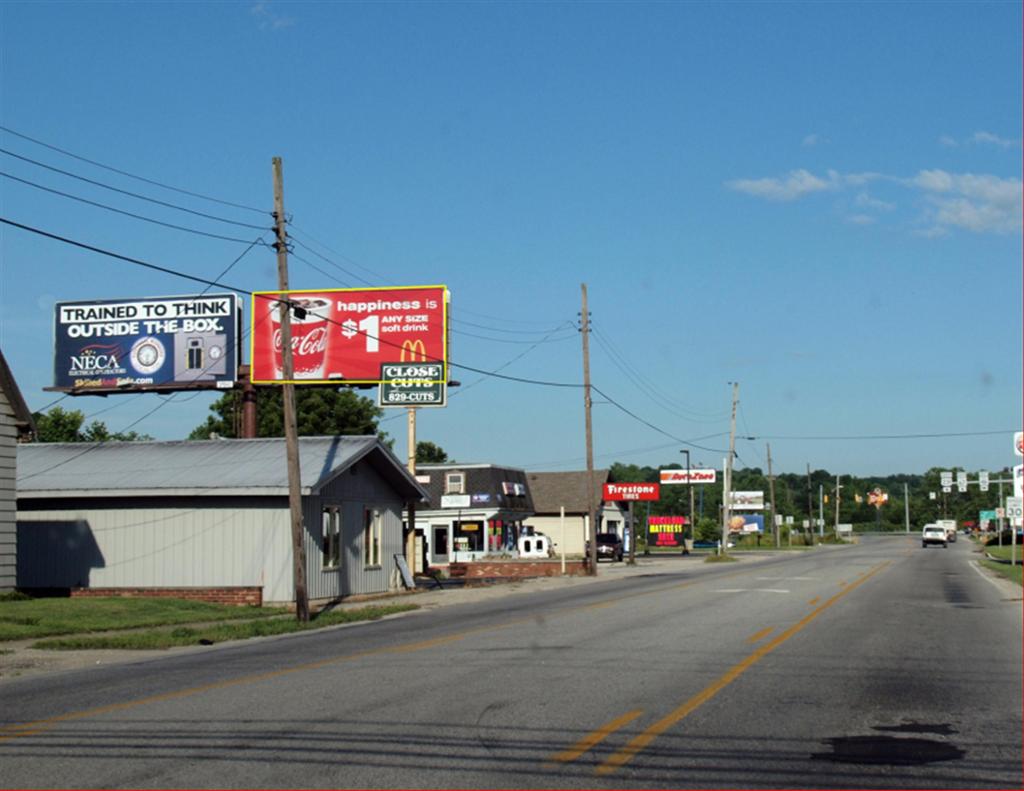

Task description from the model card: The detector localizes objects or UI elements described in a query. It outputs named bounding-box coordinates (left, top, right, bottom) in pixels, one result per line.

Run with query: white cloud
left=938, top=135, right=958, bottom=148
left=854, top=192, right=895, bottom=211
left=802, top=134, right=821, bottom=147
left=911, top=169, right=1022, bottom=235
left=725, top=169, right=839, bottom=201
left=727, top=165, right=1021, bottom=235
left=970, top=131, right=1018, bottom=148
left=251, top=1, right=294, bottom=30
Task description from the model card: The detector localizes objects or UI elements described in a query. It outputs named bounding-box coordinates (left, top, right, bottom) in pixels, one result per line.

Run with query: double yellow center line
left=547, top=560, right=891, bottom=776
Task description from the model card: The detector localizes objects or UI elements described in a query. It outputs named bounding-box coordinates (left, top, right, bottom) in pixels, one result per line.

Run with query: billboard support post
left=272, top=157, right=309, bottom=623
left=406, top=408, right=417, bottom=573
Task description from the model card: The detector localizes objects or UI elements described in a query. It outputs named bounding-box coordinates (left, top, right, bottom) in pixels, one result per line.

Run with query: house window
left=322, top=507, right=341, bottom=569
left=363, top=507, right=381, bottom=567
left=445, top=472, right=464, bottom=494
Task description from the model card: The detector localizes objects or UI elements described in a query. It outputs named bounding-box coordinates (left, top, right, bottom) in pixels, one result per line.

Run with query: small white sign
left=942, top=486, right=951, bottom=493
left=785, top=516, right=794, bottom=525
left=940, top=471, right=953, bottom=486
left=956, top=471, right=968, bottom=493
left=929, top=491, right=937, bottom=500
left=1005, top=497, right=1023, bottom=520
left=979, top=470, right=989, bottom=492
left=441, top=494, right=471, bottom=509
left=802, top=519, right=810, bottom=529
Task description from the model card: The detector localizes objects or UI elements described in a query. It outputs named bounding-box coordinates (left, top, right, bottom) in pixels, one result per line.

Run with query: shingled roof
left=526, top=469, right=610, bottom=515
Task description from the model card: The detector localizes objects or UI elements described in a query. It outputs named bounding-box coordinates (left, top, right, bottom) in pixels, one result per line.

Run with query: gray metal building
left=0, top=350, right=34, bottom=592
left=16, top=436, right=426, bottom=604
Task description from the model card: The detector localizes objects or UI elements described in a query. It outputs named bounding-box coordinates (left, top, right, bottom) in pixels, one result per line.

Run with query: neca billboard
left=52, top=294, right=241, bottom=393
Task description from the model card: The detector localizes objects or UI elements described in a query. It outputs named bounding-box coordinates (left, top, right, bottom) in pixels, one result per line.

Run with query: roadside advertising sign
left=1015, top=431, right=1023, bottom=457
left=603, top=482, right=660, bottom=501
left=659, top=468, right=717, bottom=485
left=378, top=363, right=446, bottom=407
left=727, top=491, right=765, bottom=510
left=867, top=488, right=888, bottom=507
left=648, top=515, right=687, bottom=547
left=52, top=294, right=240, bottom=393
left=728, top=514, right=764, bottom=534
left=250, top=285, right=448, bottom=384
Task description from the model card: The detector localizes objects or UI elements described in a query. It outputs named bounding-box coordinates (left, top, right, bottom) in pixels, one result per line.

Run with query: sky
left=0, top=1, right=1021, bottom=478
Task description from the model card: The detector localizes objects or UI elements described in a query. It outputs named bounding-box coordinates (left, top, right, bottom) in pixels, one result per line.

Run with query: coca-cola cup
left=272, top=297, right=330, bottom=379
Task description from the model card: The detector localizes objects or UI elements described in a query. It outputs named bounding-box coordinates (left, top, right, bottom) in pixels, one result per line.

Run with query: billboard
left=648, top=515, right=688, bottom=547
left=660, top=468, right=717, bottom=485
left=251, top=285, right=448, bottom=385
left=728, top=514, right=764, bottom=534
left=603, top=482, right=660, bottom=501
left=728, top=491, right=765, bottom=510
left=52, top=294, right=240, bottom=393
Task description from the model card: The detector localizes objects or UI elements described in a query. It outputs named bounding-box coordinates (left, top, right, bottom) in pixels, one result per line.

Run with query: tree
left=189, top=386, right=387, bottom=441
left=32, top=406, right=152, bottom=443
left=416, top=441, right=449, bottom=463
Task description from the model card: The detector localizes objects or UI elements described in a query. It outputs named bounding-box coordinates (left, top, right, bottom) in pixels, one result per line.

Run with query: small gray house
left=16, top=436, right=426, bottom=605
left=1, top=350, right=35, bottom=592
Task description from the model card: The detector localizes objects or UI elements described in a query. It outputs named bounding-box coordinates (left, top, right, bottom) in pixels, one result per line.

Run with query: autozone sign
left=603, top=482, right=661, bottom=501
left=250, top=285, right=448, bottom=385
left=660, top=469, right=717, bottom=485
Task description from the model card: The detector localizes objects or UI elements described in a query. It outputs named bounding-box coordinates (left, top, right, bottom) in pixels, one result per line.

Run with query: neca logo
left=70, top=347, right=120, bottom=370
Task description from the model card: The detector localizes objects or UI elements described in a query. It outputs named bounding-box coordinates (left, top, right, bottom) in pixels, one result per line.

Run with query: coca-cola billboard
left=251, top=285, right=449, bottom=385
left=51, top=294, right=241, bottom=393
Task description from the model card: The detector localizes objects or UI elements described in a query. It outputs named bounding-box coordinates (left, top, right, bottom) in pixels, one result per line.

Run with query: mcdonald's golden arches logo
left=400, top=339, right=427, bottom=362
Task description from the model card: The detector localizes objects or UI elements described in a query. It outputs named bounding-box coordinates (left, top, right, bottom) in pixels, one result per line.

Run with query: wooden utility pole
left=722, top=382, right=739, bottom=553
left=806, top=463, right=814, bottom=546
left=272, top=157, right=309, bottom=623
left=239, top=364, right=257, bottom=439
left=767, top=443, right=778, bottom=547
left=581, top=284, right=597, bottom=575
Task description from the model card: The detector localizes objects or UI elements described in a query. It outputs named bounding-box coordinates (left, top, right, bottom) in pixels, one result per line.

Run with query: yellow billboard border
left=250, top=284, right=449, bottom=386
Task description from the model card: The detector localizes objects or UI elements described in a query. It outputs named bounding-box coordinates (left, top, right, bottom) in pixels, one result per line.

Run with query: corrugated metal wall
left=0, top=392, right=15, bottom=591
left=17, top=505, right=294, bottom=602
left=305, top=460, right=406, bottom=599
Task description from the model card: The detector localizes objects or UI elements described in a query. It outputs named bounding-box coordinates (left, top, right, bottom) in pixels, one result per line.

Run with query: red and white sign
left=660, top=469, right=717, bottom=485
left=251, top=286, right=448, bottom=384
left=603, top=482, right=661, bottom=501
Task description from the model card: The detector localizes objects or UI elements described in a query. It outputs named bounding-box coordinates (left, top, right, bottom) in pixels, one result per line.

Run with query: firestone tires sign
left=603, top=482, right=660, bottom=501
left=52, top=294, right=240, bottom=393
left=250, top=285, right=448, bottom=385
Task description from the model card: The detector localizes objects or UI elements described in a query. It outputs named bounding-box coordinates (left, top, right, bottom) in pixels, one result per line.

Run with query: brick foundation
left=70, top=586, right=263, bottom=607
left=447, top=560, right=588, bottom=579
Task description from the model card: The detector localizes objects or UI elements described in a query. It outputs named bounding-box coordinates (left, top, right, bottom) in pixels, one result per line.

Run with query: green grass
left=704, top=554, right=739, bottom=563
left=32, top=604, right=419, bottom=650
left=979, top=559, right=1023, bottom=587
left=983, top=546, right=1024, bottom=563
left=0, top=597, right=287, bottom=642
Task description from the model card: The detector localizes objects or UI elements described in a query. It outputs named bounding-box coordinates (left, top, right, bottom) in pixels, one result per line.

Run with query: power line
left=1, top=170, right=265, bottom=245
left=288, top=235, right=377, bottom=287
left=0, top=125, right=267, bottom=215
left=286, top=224, right=395, bottom=285
left=0, top=147, right=270, bottom=230
left=753, top=430, right=1012, bottom=440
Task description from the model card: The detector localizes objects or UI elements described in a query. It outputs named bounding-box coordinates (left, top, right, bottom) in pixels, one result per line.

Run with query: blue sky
left=1, top=1, right=1020, bottom=477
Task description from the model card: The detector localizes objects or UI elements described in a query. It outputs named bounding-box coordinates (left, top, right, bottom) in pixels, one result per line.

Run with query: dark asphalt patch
left=812, top=735, right=965, bottom=765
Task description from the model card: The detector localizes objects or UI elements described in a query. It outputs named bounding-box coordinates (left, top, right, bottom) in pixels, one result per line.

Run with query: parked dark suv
left=589, top=532, right=624, bottom=562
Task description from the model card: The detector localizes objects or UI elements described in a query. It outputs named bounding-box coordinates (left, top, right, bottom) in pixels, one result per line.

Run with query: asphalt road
left=0, top=535, right=1020, bottom=789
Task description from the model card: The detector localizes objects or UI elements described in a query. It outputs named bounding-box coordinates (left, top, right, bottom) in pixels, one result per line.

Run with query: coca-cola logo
left=273, top=327, right=328, bottom=355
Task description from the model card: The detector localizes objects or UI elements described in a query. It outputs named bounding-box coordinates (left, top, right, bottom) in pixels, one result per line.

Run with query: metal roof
left=17, top=436, right=428, bottom=500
